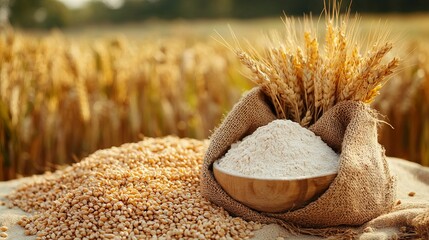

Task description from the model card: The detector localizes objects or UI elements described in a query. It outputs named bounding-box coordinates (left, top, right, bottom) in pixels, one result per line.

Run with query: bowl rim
left=213, top=160, right=338, bottom=181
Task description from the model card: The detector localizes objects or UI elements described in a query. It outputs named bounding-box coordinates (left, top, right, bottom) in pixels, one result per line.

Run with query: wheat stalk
left=274, top=49, right=303, bottom=122
left=363, top=57, right=400, bottom=103
left=234, top=4, right=399, bottom=127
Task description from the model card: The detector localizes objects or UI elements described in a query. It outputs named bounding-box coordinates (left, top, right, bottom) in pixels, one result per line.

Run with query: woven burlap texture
left=201, top=87, right=396, bottom=230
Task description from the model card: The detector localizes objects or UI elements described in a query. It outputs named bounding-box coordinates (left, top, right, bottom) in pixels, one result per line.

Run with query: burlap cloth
left=201, top=87, right=429, bottom=238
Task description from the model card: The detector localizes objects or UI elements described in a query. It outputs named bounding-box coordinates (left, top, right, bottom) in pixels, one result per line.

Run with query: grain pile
left=217, top=120, right=339, bottom=178
left=7, top=137, right=262, bottom=239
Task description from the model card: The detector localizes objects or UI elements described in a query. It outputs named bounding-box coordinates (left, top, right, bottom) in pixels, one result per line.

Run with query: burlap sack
left=360, top=157, right=429, bottom=239
left=201, top=87, right=397, bottom=234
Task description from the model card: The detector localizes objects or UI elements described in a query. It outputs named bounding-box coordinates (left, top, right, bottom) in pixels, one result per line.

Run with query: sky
left=58, top=0, right=124, bottom=9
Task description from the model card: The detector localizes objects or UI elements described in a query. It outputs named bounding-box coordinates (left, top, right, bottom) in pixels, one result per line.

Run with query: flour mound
left=217, top=119, right=339, bottom=179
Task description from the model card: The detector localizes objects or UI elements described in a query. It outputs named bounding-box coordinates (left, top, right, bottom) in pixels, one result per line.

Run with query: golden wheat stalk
left=235, top=5, right=399, bottom=126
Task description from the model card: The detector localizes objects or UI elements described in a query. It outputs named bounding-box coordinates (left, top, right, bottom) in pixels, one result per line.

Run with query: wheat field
left=1, top=16, right=428, bottom=180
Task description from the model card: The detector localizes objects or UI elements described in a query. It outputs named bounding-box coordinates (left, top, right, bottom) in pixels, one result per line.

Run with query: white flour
left=217, top=119, right=339, bottom=179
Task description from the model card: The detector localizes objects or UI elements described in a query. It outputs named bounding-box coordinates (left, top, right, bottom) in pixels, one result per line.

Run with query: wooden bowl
left=213, top=161, right=337, bottom=213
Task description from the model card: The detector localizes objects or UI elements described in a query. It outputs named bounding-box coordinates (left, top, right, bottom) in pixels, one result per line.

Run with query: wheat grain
left=339, top=44, right=362, bottom=101
left=363, top=57, right=400, bottom=102
left=332, top=28, right=347, bottom=106
left=352, top=43, right=393, bottom=100
left=7, top=137, right=262, bottom=239
left=313, top=57, right=325, bottom=120
left=273, top=49, right=303, bottom=122
left=237, top=50, right=270, bottom=85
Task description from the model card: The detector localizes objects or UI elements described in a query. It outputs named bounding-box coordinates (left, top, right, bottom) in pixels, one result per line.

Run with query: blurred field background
left=1, top=0, right=429, bottom=180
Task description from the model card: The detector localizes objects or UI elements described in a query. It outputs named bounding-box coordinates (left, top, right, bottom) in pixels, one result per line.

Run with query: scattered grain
left=7, top=137, right=262, bottom=239
left=408, top=192, right=416, bottom=197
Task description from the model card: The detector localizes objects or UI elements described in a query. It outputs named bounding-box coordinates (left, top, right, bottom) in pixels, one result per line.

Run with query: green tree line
left=4, top=0, right=429, bottom=29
